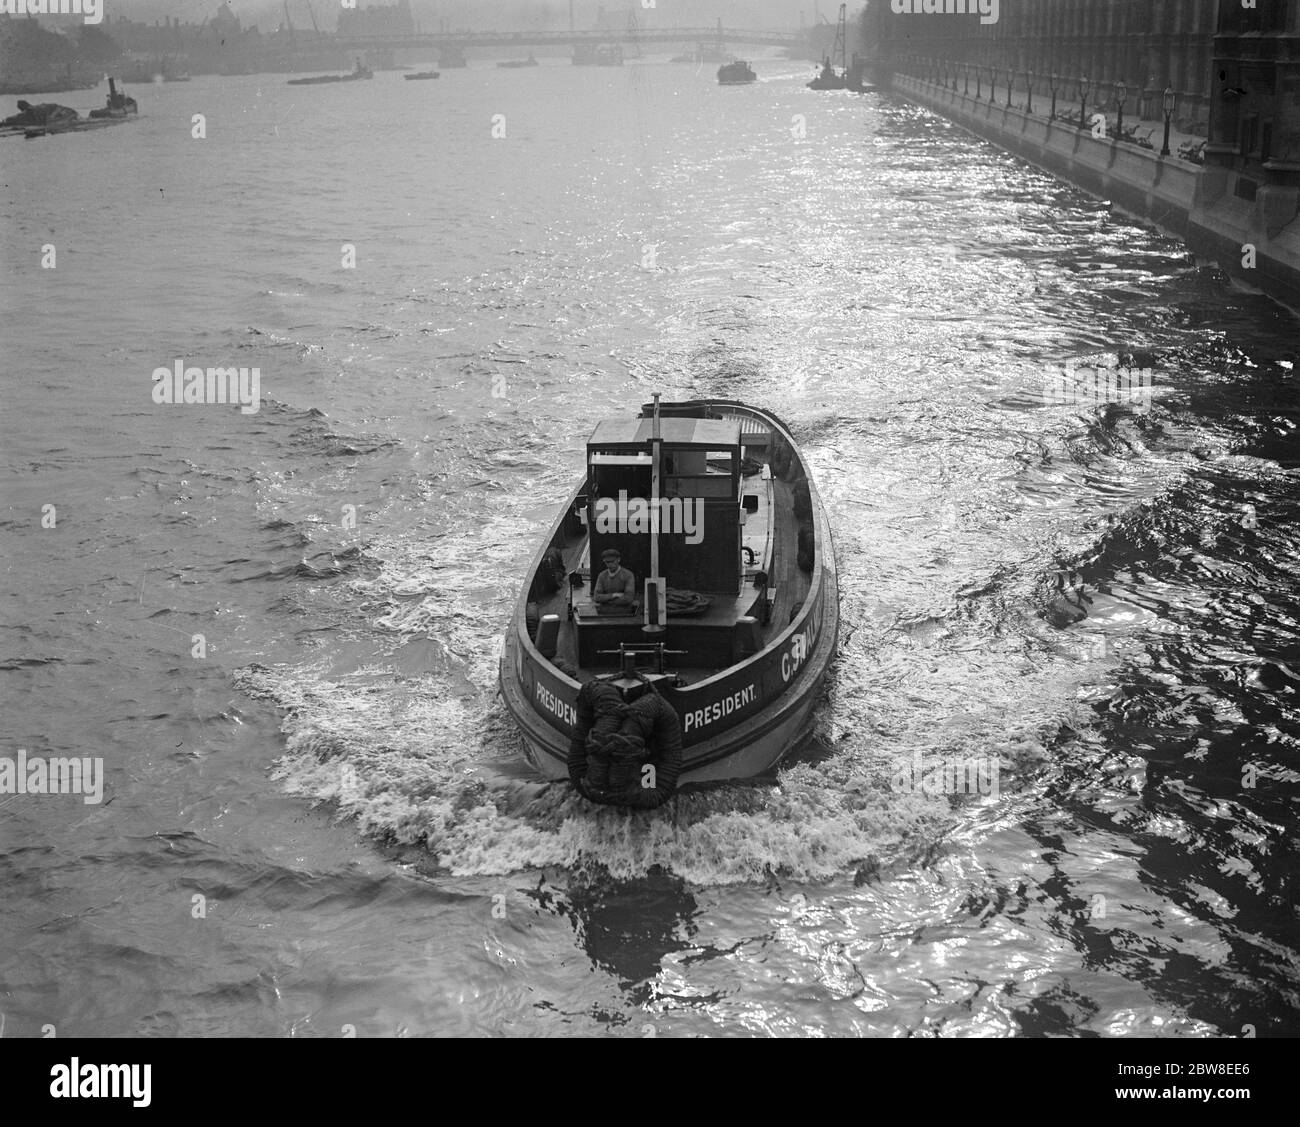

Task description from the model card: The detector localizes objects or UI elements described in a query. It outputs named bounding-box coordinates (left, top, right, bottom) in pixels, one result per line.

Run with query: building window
left=1242, top=114, right=1258, bottom=158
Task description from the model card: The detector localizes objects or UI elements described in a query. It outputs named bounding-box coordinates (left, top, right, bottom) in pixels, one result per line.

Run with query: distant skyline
left=86, top=0, right=828, bottom=33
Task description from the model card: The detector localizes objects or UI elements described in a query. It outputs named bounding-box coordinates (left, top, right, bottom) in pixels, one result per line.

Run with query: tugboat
left=500, top=397, right=839, bottom=788
left=498, top=53, right=539, bottom=69
left=288, top=58, right=373, bottom=86
left=404, top=70, right=441, bottom=81
left=88, top=78, right=138, bottom=118
left=717, top=60, right=757, bottom=85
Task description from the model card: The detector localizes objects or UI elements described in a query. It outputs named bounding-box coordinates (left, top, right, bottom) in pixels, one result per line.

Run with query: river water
left=1, top=59, right=1297, bottom=1038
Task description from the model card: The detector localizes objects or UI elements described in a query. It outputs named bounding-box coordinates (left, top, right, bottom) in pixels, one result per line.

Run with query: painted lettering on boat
left=684, top=683, right=757, bottom=733
left=781, top=614, right=818, bottom=682
left=535, top=680, right=576, bottom=730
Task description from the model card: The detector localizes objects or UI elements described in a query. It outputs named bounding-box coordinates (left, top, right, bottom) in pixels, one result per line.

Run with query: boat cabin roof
left=588, top=417, right=740, bottom=450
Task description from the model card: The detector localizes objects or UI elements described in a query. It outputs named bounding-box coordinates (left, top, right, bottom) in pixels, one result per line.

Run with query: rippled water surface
left=2, top=61, right=1298, bottom=1038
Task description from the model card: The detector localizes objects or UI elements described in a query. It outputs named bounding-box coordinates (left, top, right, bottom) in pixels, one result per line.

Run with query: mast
left=835, top=3, right=847, bottom=74
left=646, top=394, right=666, bottom=635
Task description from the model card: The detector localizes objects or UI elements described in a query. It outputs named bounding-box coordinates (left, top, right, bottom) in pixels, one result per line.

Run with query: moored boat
left=500, top=397, right=839, bottom=790
left=404, top=71, right=441, bottom=81
left=807, top=4, right=872, bottom=91
left=717, top=60, right=757, bottom=85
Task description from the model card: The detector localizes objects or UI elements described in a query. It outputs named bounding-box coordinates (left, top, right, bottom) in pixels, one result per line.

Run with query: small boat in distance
left=404, top=71, right=441, bottom=81
left=288, top=58, right=373, bottom=86
left=498, top=53, right=539, bottom=68
left=717, top=60, right=757, bottom=85
left=500, top=397, right=839, bottom=789
left=806, top=3, right=873, bottom=91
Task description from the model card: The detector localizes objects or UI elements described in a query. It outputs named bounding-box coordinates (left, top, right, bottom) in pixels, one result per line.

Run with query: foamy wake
left=235, top=416, right=1114, bottom=886
left=236, top=586, right=1085, bottom=886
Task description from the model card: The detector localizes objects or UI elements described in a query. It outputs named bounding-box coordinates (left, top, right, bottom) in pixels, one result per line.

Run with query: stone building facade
left=863, top=0, right=1226, bottom=134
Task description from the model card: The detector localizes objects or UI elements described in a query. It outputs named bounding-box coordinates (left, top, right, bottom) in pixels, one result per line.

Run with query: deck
left=527, top=430, right=811, bottom=687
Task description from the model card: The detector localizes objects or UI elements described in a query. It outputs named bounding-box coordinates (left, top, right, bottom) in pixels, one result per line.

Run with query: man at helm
left=592, top=548, right=635, bottom=608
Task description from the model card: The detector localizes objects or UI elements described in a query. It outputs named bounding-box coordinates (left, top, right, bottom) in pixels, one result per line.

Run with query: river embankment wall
left=889, top=73, right=1300, bottom=316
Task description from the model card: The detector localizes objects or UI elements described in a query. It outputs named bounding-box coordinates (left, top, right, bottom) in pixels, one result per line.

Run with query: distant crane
left=808, top=4, right=864, bottom=91
left=829, top=2, right=848, bottom=75
left=283, top=0, right=321, bottom=44
left=626, top=6, right=642, bottom=58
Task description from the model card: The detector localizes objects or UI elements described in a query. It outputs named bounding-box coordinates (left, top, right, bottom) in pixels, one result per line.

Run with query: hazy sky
left=101, top=0, right=827, bottom=33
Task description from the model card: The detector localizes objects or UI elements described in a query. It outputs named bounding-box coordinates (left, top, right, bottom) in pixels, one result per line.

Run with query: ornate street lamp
left=1006, top=68, right=1014, bottom=106
left=1027, top=70, right=1035, bottom=114
left=1079, top=74, right=1090, bottom=130
left=988, top=64, right=997, bottom=101
left=1050, top=72, right=1059, bottom=120
left=976, top=64, right=982, bottom=100
left=1115, top=80, right=1128, bottom=139
left=1161, top=86, right=1176, bottom=155
left=964, top=63, right=970, bottom=96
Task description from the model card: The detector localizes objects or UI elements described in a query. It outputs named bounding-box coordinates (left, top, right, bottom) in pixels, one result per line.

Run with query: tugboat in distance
left=88, top=78, right=138, bottom=118
left=498, top=53, right=539, bottom=68
left=288, top=57, right=373, bottom=86
left=4, top=79, right=139, bottom=139
left=404, top=70, right=441, bottom=81
left=717, top=60, right=757, bottom=85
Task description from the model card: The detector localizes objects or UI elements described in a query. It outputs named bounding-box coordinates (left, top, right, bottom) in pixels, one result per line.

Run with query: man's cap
left=601, top=549, right=621, bottom=561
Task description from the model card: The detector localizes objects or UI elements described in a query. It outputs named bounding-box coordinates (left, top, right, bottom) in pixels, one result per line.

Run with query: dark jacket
left=568, top=680, right=682, bottom=808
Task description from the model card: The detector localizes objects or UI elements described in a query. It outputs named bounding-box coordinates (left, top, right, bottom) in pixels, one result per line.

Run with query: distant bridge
left=295, top=28, right=805, bottom=52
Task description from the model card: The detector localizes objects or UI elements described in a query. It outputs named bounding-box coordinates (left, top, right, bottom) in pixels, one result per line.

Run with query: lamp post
left=963, top=62, right=970, bottom=95
left=1027, top=70, right=1035, bottom=114
left=976, top=63, right=982, bottom=100
left=1115, top=80, right=1127, bottom=139
left=1079, top=74, right=1090, bottom=130
left=1050, top=72, right=1059, bottom=120
left=1006, top=67, right=1014, bottom=106
left=1161, top=86, right=1176, bottom=155
left=989, top=64, right=997, bottom=101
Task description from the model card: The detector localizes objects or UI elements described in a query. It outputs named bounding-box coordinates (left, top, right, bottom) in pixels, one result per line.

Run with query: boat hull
left=498, top=399, right=839, bottom=786
left=501, top=566, right=836, bottom=782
